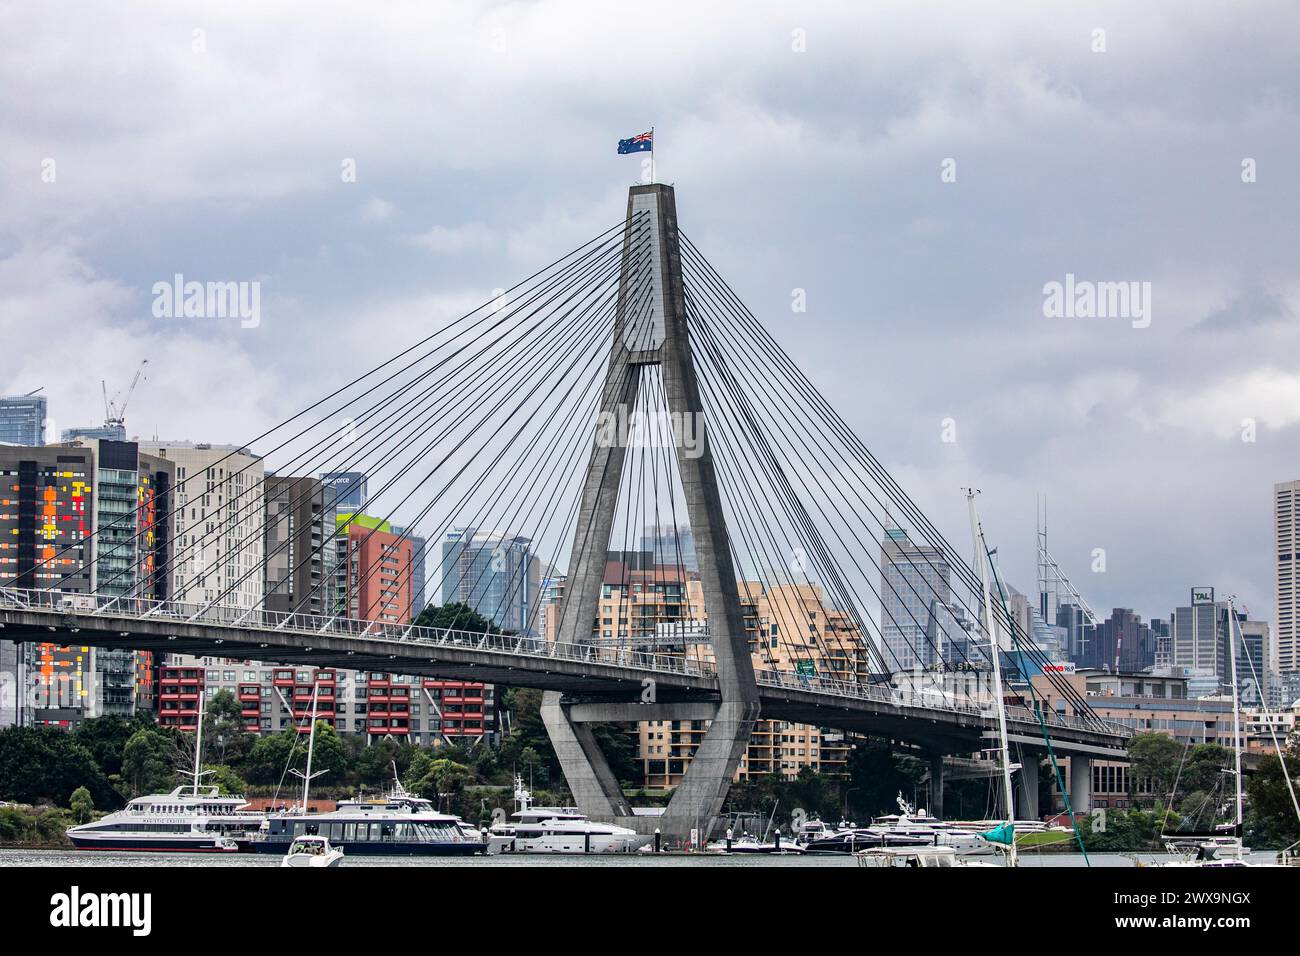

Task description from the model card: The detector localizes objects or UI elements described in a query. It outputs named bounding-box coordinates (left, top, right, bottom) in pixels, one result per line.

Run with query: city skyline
left=4, top=4, right=1298, bottom=629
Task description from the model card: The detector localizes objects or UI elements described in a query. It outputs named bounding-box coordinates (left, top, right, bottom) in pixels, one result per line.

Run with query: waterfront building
left=0, top=394, right=47, bottom=446
left=639, top=523, right=697, bottom=573
left=1030, top=668, right=1243, bottom=812
left=1236, top=618, right=1271, bottom=707
left=392, top=524, right=426, bottom=615
left=340, top=515, right=413, bottom=623
left=1170, top=591, right=1229, bottom=693
left=71, top=439, right=174, bottom=718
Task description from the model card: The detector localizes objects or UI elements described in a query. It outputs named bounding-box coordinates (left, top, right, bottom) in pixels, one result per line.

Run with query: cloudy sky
left=3, top=1, right=1298, bottom=626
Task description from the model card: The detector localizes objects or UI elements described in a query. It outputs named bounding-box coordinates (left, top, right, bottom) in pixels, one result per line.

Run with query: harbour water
left=1, top=849, right=1171, bottom=867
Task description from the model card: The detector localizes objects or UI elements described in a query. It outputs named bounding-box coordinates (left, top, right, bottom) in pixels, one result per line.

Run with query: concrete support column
left=1068, top=756, right=1092, bottom=815
left=928, top=755, right=945, bottom=820
left=1016, top=760, right=1040, bottom=821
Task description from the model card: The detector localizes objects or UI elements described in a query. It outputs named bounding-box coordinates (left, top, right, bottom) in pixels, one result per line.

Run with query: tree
left=1246, top=746, right=1300, bottom=847
left=202, top=764, right=248, bottom=797
left=121, top=728, right=181, bottom=797
left=412, top=758, right=474, bottom=810
left=1125, top=732, right=1184, bottom=805
left=0, top=726, right=117, bottom=808
left=203, top=689, right=252, bottom=766
left=72, top=714, right=156, bottom=779
left=70, top=786, right=95, bottom=824
left=1182, top=744, right=1231, bottom=797
left=414, top=602, right=502, bottom=635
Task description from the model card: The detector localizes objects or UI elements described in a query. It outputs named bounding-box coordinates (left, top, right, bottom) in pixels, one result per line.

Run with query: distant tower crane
left=102, top=359, right=148, bottom=432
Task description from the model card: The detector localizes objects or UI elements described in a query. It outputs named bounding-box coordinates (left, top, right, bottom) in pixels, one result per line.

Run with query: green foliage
left=1080, top=805, right=1176, bottom=852
left=204, top=689, right=253, bottom=766
left=0, top=726, right=118, bottom=808
left=1125, top=732, right=1184, bottom=805
left=69, top=786, right=95, bottom=824
left=202, top=764, right=248, bottom=796
left=1246, top=747, right=1300, bottom=848
left=121, top=727, right=182, bottom=798
left=410, top=758, right=474, bottom=806
left=413, top=602, right=502, bottom=635
left=72, top=714, right=156, bottom=779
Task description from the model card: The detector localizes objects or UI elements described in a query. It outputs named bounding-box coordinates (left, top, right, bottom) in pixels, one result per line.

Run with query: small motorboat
left=281, top=835, right=344, bottom=868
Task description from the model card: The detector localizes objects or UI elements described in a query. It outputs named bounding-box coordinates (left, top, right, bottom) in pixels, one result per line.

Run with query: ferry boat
left=489, top=777, right=653, bottom=854
left=66, top=690, right=264, bottom=853
left=253, top=784, right=487, bottom=857
left=65, top=787, right=264, bottom=852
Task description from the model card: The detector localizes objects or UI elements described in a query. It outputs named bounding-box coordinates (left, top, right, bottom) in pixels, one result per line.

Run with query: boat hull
left=252, top=839, right=484, bottom=856
left=68, top=835, right=241, bottom=853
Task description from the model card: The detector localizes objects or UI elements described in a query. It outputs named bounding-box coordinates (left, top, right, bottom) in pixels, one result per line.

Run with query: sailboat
left=1158, top=597, right=1291, bottom=868
left=280, top=683, right=344, bottom=868
left=857, top=491, right=1018, bottom=869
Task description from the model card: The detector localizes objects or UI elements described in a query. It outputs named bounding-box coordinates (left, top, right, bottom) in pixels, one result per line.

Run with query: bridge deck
left=0, top=588, right=1128, bottom=757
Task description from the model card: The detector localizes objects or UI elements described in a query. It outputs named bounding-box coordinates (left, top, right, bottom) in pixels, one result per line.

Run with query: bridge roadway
left=0, top=588, right=1129, bottom=758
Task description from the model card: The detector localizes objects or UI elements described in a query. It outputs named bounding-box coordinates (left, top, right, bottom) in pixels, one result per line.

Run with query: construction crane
left=102, top=359, right=148, bottom=431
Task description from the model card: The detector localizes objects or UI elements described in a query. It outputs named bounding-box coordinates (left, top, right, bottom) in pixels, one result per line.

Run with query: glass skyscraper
left=879, top=526, right=951, bottom=671
left=440, top=528, right=534, bottom=635
left=0, top=394, right=47, bottom=445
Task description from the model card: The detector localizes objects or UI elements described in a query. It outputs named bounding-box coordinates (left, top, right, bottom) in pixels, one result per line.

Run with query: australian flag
left=617, top=130, right=653, bottom=154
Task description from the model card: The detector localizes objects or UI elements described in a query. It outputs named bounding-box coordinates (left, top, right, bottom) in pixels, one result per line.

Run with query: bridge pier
left=1068, top=756, right=1092, bottom=814
left=1016, top=758, right=1040, bottom=820
left=928, top=754, right=945, bottom=819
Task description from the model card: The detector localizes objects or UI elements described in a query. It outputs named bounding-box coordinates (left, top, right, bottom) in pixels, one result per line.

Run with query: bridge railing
left=0, top=587, right=717, bottom=681
left=1, top=586, right=1126, bottom=737
left=754, top=668, right=1127, bottom=738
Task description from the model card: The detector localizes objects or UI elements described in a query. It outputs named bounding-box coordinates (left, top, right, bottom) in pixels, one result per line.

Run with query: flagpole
left=651, top=126, right=655, bottom=183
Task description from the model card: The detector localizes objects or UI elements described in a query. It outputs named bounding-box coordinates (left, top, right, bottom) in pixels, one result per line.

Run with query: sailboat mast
left=302, top=682, right=320, bottom=811
left=1226, top=598, right=1244, bottom=834
left=192, top=682, right=206, bottom=797
left=967, top=490, right=1017, bottom=866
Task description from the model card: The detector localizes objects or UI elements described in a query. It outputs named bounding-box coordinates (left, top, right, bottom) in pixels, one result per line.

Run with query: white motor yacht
left=489, top=777, right=652, bottom=854
left=66, top=786, right=261, bottom=852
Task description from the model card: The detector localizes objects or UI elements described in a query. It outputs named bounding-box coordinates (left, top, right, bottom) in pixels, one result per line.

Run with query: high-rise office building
left=879, top=525, right=951, bottom=670
left=440, top=528, right=536, bottom=635
left=70, top=439, right=174, bottom=717
left=0, top=394, right=48, bottom=446
left=1236, top=617, right=1271, bottom=706
left=1171, top=588, right=1231, bottom=696
left=1081, top=608, right=1155, bottom=672
left=1275, top=480, right=1298, bottom=677
left=639, top=524, right=697, bottom=573
left=320, top=471, right=368, bottom=512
